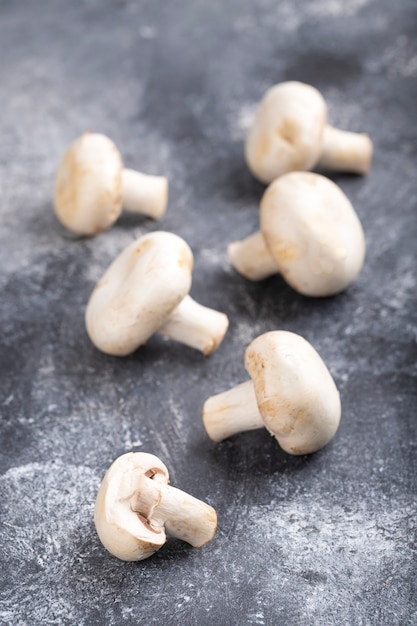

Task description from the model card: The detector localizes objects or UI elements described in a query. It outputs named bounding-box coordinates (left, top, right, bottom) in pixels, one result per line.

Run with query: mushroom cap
left=54, top=132, right=123, bottom=235
left=245, top=81, right=327, bottom=184
left=94, top=452, right=170, bottom=561
left=245, top=331, right=341, bottom=455
left=260, top=171, right=366, bottom=296
left=85, top=231, right=194, bottom=356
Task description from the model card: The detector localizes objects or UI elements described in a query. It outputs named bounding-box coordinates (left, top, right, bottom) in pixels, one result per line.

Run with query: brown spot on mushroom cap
left=177, top=245, right=194, bottom=271
left=270, top=239, right=300, bottom=264
left=276, top=117, right=299, bottom=145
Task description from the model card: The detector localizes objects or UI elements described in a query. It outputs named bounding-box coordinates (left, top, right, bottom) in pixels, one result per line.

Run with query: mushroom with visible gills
left=95, top=452, right=218, bottom=561
left=228, top=171, right=365, bottom=297
left=85, top=231, right=229, bottom=356
left=203, top=330, right=341, bottom=455
left=54, top=132, right=168, bottom=235
left=245, top=81, right=373, bottom=184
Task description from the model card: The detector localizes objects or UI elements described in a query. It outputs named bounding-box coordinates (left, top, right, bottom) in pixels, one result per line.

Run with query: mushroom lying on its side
left=228, top=171, right=365, bottom=297
left=95, top=452, right=217, bottom=561
left=86, top=231, right=229, bottom=356
left=203, top=331, right=341, bottom=455
left=54, top=132, right=168, bottom=236
left=245, top=81, right=373, bottom=184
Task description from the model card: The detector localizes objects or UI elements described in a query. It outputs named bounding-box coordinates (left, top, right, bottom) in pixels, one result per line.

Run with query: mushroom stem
left=203, top=380, right=263, bottom=442
left=131, top=475, right=217, bottom=547
left=158, top=295, right=229, bottom=355
left=317, top=125, right=373, bottom=175
left=121, top=169, right=168, bottom=219
left=228, top=231, right=279, bottom=281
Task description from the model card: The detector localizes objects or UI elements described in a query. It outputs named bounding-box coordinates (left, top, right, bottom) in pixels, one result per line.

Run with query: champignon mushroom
left=245, top=81, right=373, bottom=183
left=95, top=452, right=217, bottom=561
left=54, top=132, right=168, bottom=235
left=85, top=231, right=229, bottom=355
left=228, top=171, right=365, bottom=297
left=203, top=331, right=341, bottom=455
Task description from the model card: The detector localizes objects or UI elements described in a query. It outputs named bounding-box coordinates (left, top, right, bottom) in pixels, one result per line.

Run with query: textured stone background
left=0, top=0, right=416, bottom=624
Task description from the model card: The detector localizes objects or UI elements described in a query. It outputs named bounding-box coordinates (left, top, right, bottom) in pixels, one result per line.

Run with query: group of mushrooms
left=54, top=81, right=372, bottom=561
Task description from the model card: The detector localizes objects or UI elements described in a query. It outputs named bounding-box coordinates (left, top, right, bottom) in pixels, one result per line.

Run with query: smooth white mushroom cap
left=245, top=82, right=326, bottom=184
left=95, top=453, right=170, bottom=561
left=245, top=331, right=341, bottom=455
left=85, top=232, right=193, bottom=355
left=54, top=132, right=123, bottom=235
left=260, top=172, right=366, bottom=296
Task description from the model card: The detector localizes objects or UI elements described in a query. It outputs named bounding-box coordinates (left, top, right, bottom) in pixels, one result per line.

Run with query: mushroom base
left=121, top=169, right=168, bottom=220
left=228, top=231, right=279, bottom=281
left=203, top=380, right=264, bottom=442
left=318, top=125, right=373, bottom=175
left=158, top=295, right=229, bottom=355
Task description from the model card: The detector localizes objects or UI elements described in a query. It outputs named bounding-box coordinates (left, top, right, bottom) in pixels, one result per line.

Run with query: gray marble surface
left=0, top=0, right=416, bottom=624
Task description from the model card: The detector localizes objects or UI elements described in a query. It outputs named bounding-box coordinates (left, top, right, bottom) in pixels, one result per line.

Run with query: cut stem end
left=203, top=380, right=263, bottom=442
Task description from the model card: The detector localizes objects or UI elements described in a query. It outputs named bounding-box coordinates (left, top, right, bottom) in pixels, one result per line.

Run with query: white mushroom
left=245, top=81, right=373, bottom=184
left=85, top=231, right=229, bottom=356
left=95, top=452, right=217, bottom=561
left=228, top=171, right=365, bottom=297
left=203, top=331, right=341, bottom=455
left=54, top=132, right=168, bottom=235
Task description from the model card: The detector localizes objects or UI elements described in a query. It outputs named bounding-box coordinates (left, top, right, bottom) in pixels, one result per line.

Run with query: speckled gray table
left=0, top=1, right=416, bottom=624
